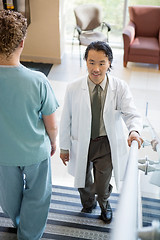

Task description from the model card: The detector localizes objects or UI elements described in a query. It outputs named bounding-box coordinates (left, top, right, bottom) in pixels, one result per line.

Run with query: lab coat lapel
left=81, top=77, right=91, bottom=110
left=104, top=74, right=116, bottom=113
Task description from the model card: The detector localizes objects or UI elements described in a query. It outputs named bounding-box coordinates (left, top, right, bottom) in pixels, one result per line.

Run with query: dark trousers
left=78, top=136, right=113, bottom=211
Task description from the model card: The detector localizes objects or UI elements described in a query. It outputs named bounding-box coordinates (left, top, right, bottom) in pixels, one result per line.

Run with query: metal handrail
left=145, top=117, right=160, bottom=159
left=137, top=104, right=160, bottom=239
left=111, top=140, right=139, bottom=240
left=145, top=102, right=160, bottom=158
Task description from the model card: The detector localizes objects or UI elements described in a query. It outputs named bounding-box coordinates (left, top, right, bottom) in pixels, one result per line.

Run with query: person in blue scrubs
left=0, top=10, right=59, bottom=239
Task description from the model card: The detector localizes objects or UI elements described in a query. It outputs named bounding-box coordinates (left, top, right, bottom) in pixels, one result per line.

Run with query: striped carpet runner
left=0, top=185, right=159, bottom=240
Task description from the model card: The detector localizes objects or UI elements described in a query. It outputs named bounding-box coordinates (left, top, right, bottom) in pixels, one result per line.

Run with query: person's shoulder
left=108, top=74, right=128, bottom=88
left=20, top=64, right=47, bottom=83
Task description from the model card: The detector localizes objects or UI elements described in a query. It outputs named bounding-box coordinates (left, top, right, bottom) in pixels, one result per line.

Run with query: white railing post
left=111, top=140, right=139, bottom=240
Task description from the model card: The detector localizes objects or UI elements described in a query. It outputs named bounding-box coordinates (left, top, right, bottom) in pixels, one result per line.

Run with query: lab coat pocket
left=68, top=139, right=78, bottom=176
left=70, top=138, right=78, bottom=159
left=114, top=110, right=128, bottom=151
left=114, top=110, right=128, bottom=180
left=114, top=110, right=122, bottom=133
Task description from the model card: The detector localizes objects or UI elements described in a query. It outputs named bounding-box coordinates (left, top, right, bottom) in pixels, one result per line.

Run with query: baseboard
left=20, top=55, right=61, bottom=64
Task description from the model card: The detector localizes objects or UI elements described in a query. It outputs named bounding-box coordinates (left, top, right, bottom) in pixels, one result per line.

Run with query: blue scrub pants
left=0, top=158, right=52, bottom=240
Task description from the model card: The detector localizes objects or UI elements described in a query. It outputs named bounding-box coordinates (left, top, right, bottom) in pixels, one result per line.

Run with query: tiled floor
left=48, top=44, right=160, bottom=199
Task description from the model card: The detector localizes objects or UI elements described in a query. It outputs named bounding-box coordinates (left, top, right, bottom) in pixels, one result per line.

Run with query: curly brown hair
left=0, top=10, right=27, bottom=58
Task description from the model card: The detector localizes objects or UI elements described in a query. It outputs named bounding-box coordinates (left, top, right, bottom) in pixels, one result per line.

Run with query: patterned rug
left=0, top=185, right=159, bottom=240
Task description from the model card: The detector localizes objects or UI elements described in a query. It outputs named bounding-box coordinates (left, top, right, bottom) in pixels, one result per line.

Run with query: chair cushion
left=129, top=37, right=159, bottom=56
left=80, top=32, right=107, bottom=46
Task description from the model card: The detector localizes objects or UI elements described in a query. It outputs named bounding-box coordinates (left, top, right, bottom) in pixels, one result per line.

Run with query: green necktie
left=91, top=84, right=102, bottom=139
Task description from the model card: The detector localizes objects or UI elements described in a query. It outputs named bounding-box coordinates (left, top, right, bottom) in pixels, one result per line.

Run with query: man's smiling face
left=86, top=49, right=111, bottom=84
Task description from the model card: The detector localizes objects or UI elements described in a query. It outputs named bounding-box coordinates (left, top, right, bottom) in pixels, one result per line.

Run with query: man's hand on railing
left=128, top=131, right=143, bottom=149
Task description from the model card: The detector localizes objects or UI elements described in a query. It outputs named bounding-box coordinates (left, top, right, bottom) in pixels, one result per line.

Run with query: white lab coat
left=59, top=74, right=142, bottom=189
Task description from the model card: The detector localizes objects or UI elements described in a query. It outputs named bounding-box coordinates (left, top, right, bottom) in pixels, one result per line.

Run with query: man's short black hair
left=84, top=41, right=113, bottom=71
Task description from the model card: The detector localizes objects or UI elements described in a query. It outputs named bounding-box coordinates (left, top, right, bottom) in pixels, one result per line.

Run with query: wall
left=21, top=0, right=64, bottom=64
left=60, top=0, right=65, bottom=57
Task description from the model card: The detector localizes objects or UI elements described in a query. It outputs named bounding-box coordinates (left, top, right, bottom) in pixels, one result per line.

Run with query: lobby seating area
left=123, top=5, right=160, bottom=70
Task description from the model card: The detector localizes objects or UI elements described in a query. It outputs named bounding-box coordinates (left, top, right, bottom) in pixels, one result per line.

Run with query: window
left=64, top=0, right=160, bottom=47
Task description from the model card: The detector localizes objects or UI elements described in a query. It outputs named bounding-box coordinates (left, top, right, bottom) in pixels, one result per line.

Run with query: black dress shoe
left=100, top=201, right=112, bottom=224
left=81, top=201, right=97, bottom=213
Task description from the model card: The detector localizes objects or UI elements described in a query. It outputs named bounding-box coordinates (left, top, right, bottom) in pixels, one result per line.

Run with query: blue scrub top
left=0, top=64, right=59, bottom=166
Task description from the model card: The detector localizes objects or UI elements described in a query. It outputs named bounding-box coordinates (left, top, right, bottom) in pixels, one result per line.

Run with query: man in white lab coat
left=59, top=41, right=143, bottom=223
